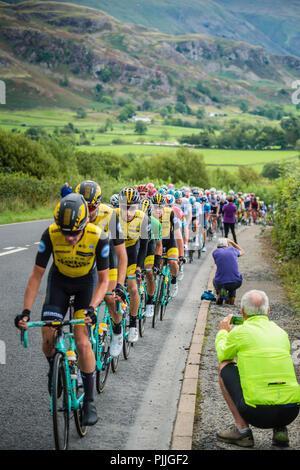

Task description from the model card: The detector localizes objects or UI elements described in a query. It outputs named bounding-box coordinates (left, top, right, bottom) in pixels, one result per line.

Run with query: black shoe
left=272, top=426, right=289, bottom=447
left=82, top=401, right=98, bottom=426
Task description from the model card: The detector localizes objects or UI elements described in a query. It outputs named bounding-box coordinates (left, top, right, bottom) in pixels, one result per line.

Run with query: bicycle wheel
left=160, top=276, right=170, bottom=321
left=188, top=249, right=194, bottom=263
left=123, top=305, right=131, bottom=360
left=74, top=374, right=88, bottom=438
left=96, top=332, right=111, bottom=393
left=138, top=283, right=147, bottom=337
left=52, top=352, right=70, bottom=450
left=152, top=275, right=163, bottom=328
left=111, top=355, right=119, bottom=373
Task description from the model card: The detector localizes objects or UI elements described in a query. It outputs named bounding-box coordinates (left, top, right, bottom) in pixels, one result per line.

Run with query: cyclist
left=75, top=180, right=127, bottom=358
left=137, top=184, right=148, bottom=200
left=151, top=193, right=184, bottom=298
left=15, top=193, right=110, bottom=426
left=141, top=198, right=162, bottom=318
left=208, top=187, right=220, bottom=237
left=190, top=195, right=202, bottom=248
left=115, top=186, right=150, bottom=343
left=201, top=195, right=211, bottom=252
left=110, top=194, right=119, bottom=208
left=167, top=193, right=186, bottom=281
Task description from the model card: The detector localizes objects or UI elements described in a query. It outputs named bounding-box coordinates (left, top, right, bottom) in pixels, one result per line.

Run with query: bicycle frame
left=21, top=319, right=93, bottom=413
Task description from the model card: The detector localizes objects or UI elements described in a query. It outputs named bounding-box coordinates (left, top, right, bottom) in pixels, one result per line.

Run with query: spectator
left=222, top=195, right=237, bottom=243
left=212, top=238, right=243, bottom=305
left=61, top=182, right=72, bottom=198
left=215, top=290, right=300, bottom=448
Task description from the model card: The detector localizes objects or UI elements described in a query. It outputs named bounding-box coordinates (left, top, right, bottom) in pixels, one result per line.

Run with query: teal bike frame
left=21, top=318, right=93, bottom=450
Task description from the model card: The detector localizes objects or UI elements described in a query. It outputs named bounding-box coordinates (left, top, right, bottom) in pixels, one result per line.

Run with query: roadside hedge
left=272, top=161, right=300, bottom=259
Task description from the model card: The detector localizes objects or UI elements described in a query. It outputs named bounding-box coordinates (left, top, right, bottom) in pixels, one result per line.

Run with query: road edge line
left=170, top=264, right=216, bottom=450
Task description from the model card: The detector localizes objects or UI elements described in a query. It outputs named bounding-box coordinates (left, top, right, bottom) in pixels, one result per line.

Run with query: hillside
left=0, top=1, right=299, bottom=109
left=5, top=0, right=300, bottom=57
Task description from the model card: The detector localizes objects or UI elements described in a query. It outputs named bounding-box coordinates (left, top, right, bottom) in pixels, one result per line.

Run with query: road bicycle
left=128, top=272, right=148, bottom=338
left=94, top=300, right=119, bottom=393
left=154, top=254, right=172, bottom=321
left=21, top=314, right=94, bottom=450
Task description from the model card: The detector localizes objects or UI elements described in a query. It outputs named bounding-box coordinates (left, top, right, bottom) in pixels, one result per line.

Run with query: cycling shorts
left=210, top=206, right=218, bottom=215
left=41, top=264, right=94, bottom=322
left=109, top=240, right=118, bottom=281
left=126, top=243, right=139, bottom=276
left=162, top=238, right=178, bottom=258
left=144, top=239, right=156, bottom=266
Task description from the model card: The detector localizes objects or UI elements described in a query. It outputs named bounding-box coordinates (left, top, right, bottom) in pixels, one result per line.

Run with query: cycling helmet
left=141, top=198, right=153, bottom=216
left=200, top=196, right=208, bottom=203
left=165, top=194, right=175, bottom=205
left=110, top=193, right=119, bottom=208
left=174, top=190, right=182, bottom=200
left=54, top=193, right=88, bottom=232
left=210, top=187, right=216, bottom=194
left=119, top=186, right=140, bottom=206
left=151, top=193, right=166, bottom=206
left=189, top=196, right=196, bottom=205
left=75, top=180, right=102, bottom=206
left=137, top=184, right=147, bottom=194
left=147, top=183, right=155, bottom=192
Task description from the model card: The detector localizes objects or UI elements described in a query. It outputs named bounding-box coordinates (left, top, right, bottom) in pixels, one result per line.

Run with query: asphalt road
left=0, top=219, right=215, bottom=450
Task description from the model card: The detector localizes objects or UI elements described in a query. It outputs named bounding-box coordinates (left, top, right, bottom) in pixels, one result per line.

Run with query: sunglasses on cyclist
left=61, top=229, right=82, bottom=237
left=88, top=203, right=99, bottom=211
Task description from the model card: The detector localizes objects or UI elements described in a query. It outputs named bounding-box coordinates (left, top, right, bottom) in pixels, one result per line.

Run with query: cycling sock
left=46, top=355, right=54, bottom=371
left=129, top=315, right=137, bottom=328
left=81, top=371, right=95, bottom=403
left=171, top=276, right=177, bottom=284
left=147, top=295, right=154, bottom=305
left=112, top=322, right=122, bottom=334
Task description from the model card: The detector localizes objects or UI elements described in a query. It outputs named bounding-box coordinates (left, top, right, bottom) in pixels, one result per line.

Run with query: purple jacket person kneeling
left=212, top=238, right=244, bottom=305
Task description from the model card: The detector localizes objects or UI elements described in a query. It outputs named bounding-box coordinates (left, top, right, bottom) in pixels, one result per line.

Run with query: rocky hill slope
left=0, top=1, right=299, bottom=109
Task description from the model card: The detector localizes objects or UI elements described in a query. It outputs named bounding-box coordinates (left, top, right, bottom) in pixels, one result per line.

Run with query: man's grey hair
left=241, top=290, right=269, bottom=317
left=217, top=238, right=228, bottom=247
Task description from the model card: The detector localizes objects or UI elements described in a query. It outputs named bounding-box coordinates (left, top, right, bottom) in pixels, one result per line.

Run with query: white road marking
left=0, top=247, right=28, bottom=256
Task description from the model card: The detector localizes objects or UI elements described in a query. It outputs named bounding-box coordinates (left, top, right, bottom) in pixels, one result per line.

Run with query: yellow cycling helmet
left=75, top=180, right=102, bottom=207
left=54, top=193, right=88, bottom=232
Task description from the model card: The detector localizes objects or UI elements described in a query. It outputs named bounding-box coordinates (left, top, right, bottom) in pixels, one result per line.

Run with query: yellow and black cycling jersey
left=159, top=207, right=181, bottom=240
left=115, top=208, right=149, bottom=247
left=115, top=207, right=150, bottom=274
left=92, top=203, right=124, bottom=247
left=35, top=222, right=109, bottom=278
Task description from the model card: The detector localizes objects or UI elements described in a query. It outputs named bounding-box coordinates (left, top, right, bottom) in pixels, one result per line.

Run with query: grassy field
left=0, top=108, right=298, bottom=174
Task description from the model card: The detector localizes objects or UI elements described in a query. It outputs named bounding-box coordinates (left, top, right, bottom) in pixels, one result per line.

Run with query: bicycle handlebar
left=20, top=319, right=89, bottom=348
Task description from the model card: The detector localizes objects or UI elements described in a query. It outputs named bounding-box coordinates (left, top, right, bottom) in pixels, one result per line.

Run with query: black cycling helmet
left=75, top=180, right=102, bottom=206
left=151, top=192, right=166, bottom=206
left=119, top=186, right=140, bottom=206
left=54, top=193, right=88, bottom=232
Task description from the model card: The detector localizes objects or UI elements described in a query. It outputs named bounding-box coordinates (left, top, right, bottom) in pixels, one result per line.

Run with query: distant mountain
left=4, top=0, right=300, bottom=57
left=0, top=1, right=299, bottom=109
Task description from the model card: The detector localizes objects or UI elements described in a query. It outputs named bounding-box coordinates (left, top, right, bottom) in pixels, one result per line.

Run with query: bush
left=0, top=129, right=59, bottom=178
left=272, top=161, right=300, bottom=259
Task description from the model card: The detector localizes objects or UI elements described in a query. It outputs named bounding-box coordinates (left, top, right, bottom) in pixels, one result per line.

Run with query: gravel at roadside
left=192, top=224, right=300, bottom=451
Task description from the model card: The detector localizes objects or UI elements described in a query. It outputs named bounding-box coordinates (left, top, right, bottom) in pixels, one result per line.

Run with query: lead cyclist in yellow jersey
left=15, top=193, right=110, bottom=426
left=75, top=181, right=128, bottom=357
left=116, top=186, right=150, bottom=344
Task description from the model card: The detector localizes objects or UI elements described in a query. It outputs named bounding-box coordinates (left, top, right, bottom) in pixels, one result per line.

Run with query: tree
left=118, top=104, right=136, bottom=122
left=261, top=162, right=282, bottom=180
left=134, top=120, right=148, bottom=135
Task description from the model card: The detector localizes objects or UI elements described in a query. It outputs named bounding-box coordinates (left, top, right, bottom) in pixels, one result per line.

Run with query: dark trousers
left=224, top=222, right=237, bottom=243
left=213, top=279, right=242, bottom=298
left=221, top=363, right=300, bottom=429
